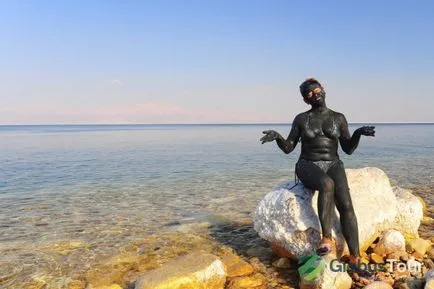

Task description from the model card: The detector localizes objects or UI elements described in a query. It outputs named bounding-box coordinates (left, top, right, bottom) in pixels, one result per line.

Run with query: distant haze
left=1, top=1, right=433, bottom=124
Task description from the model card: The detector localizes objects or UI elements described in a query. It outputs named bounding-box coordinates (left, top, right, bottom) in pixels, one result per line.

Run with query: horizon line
left=1, top=121, right=434, bottom=126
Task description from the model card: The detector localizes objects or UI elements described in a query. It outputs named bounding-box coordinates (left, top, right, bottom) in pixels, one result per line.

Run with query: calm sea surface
left=0, top=124, right=433, bottom=286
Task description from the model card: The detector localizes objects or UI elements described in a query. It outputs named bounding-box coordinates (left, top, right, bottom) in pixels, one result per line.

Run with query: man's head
left=299, top=78, right=326, bottom=106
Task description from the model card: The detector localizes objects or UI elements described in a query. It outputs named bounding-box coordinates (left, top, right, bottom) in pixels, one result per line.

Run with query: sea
left=0, top=124, right=433, bottom=287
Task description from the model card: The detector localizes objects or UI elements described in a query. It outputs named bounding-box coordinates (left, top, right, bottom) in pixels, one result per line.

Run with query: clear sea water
left=0, top=124, right=433, bottom=286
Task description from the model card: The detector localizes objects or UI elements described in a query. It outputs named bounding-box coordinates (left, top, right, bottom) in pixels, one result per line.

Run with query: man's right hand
left=260, top=130, right=279, bottom=144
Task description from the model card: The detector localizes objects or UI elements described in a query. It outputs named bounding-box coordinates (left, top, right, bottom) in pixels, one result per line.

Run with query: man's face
left=304, top=85, right=325, bottom=105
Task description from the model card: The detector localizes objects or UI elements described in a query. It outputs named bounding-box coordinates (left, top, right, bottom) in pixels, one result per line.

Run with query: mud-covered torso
left=297, top=108, right=342, bottom=161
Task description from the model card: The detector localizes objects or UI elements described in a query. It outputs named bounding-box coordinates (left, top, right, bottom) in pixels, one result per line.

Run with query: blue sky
left=1, top=1, right=433, bottom=124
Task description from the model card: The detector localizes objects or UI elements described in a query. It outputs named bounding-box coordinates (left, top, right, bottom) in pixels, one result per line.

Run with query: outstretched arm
left=338, top=114, right=375, bottom=155
left=260, top=116, right=301, bottom=154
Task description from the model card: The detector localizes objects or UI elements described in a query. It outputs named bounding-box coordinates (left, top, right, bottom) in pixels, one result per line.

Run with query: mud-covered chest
left=302, top=113, right=340, bottom=139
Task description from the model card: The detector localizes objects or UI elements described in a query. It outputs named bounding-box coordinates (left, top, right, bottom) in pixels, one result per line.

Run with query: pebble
left=227, top=273, right=265, bottom=289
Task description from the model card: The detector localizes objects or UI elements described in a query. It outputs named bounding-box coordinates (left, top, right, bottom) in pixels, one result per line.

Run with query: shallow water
left=0, top=124, right=433, bottom=287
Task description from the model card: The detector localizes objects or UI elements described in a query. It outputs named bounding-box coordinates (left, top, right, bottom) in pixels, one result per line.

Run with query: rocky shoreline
left=6, top=168, right=434, bottom=289
left=11, top=207, right=434, bottom=289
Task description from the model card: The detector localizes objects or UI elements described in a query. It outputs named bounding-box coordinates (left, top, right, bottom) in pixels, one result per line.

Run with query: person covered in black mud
left=260, top=78, right=375, bottom=283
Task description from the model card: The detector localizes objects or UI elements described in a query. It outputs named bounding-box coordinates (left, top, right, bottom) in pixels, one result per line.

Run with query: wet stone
left=220, top=253, right=254, bottom=277
left=227, top=273, right=265, bottom=289
left=134, top=252, right=226, bottom=289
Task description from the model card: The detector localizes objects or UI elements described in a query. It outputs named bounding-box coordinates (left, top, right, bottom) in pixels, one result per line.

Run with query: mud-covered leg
left=296, top=160, right=335, bottom=255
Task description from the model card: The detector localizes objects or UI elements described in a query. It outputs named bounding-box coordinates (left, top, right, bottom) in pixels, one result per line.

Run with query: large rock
left=253, top=167, right=424, bottom=260
left=394, top=187, right=424, bottom=240
left=135, top=252, right=226, bottom=289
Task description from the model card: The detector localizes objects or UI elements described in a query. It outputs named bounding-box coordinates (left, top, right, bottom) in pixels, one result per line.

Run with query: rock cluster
left=253, top=167, right=424, bottom=260
left=253, top=167, right=433, bottom=289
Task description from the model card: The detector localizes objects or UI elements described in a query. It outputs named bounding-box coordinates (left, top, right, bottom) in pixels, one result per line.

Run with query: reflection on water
left=0, top=124, right=433, bottom=287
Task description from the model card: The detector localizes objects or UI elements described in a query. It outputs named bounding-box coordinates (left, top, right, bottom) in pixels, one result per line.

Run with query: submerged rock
left=134, top=251, right=226, bottom=289
left=220, top=253, right=254, bottom=277
left=253, top=167, right=424, bottom=260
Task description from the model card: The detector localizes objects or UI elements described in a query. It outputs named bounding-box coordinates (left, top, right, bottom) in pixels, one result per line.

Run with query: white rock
left=393, top=187, right=424, bottom=238
left=135, top=252, right=226, bottom=289
left=253, top=167, right=423, bottom=260
left=346, top=168, right=398, bottom=250
left=375, top=230, right=406, bottom=255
